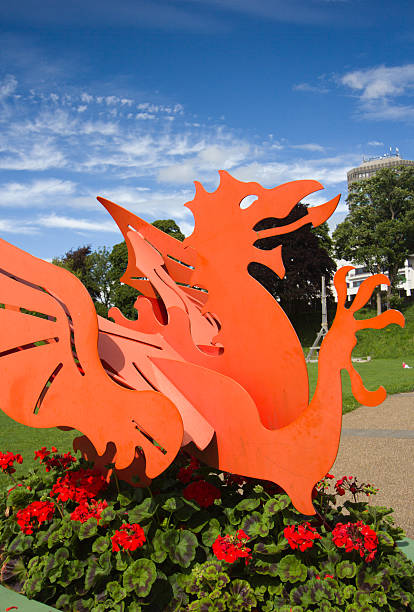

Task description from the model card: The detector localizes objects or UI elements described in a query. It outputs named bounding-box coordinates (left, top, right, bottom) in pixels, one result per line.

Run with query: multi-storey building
left=336, top=258, right=414, bottom=301
left=347, top=150, right=414, bottom=187
left=335, top=149, right=414, bottom=302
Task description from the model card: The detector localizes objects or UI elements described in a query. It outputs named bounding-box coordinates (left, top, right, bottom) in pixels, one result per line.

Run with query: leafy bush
left=0, top=449, right=413, bottom=611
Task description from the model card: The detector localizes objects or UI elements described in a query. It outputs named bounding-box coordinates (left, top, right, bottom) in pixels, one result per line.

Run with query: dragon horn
left=307, top=194, right=341, bottom=228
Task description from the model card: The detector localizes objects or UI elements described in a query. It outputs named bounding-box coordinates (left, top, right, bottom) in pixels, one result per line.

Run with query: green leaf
left=115, top=551, right=129, bottom=571
left=123, top=558, right=156, bottom=597
left=169, top=530, right=198, bottom=568
left=235, top=498, right=260, bottom=512
left=151, top=529, right=167, bottom=564
left=106, top=580, right=127, bottom=603
left=78, top=517, right=98, bottom=540
left=8, top=532, right=33, bottom=553
left=162, top=496, right=184, bottom=512
left=100, top=505, right=116, bottom=524
left=336, top=560, right=357, bottom=579
left=128, top=497, right=156, bottom=523
left=92, top=535, right=110, bottom=553
left=117, top=493, right=132, bottom=507
left=264, top=495, right=291, bottom=514
left=377, top=530, right=394, bottom=547
left=54, top=546, right=70, bottom=563
left=84, top=555, right=111, bottom=591
left=278, top=555, right=307, bottom=583
left=202, top=519, right=221, bottom=546
left=223, top=506, right=241, bottom=525
left=254, top=539, right=287, bottom=555
left=24, top=574, right=43, bottom=597
left=56, top=594, right=72, bottom=609
left=241, top=511, right=273, bottom=537
left=254, top=559, right=279, bottom=577
left=35, top=520, right=59, bottom=547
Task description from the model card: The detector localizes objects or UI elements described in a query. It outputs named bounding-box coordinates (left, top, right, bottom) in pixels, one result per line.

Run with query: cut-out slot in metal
left=132, top=363, right=159, bottom=392
left=34, top=363, right=63, bottom=414
left=131, top=418, right=167, bottom=455
left=0, top=337, right=59, bottom=359
left=167, top=254, right=195, bottom=270
left=0, top=303, right=57, bottom=321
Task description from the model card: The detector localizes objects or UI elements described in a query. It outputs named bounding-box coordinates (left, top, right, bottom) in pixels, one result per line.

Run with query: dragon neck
left=205, top=271, right=309, bottom=430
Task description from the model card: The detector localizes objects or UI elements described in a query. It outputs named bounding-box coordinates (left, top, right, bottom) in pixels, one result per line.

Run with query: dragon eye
left=239, top=195, right=258, bottom=209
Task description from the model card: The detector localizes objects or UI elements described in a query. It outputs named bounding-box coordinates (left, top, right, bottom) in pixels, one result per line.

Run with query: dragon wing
left=0, top=238, right=183, bottom=479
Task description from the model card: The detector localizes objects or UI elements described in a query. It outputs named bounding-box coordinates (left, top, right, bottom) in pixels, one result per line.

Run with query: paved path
left=333, top=392, right=414, bottom=539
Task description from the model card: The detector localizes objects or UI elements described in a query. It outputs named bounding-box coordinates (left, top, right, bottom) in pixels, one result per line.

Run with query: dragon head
left=184, top=170, right=340, bottom=287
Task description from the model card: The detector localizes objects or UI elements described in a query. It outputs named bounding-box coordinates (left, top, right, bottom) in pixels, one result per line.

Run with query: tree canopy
left=333, top=166, right=414, bottom=307
left=250, top=202, right=336, bottom=317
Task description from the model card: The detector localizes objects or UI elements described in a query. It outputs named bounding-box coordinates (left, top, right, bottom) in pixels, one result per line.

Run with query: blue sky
left=1, top=0, right=414, bottom=259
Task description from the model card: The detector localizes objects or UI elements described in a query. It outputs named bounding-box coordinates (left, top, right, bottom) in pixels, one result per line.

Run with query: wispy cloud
left=341, top=64, right=414, bottom=121
left=0, top=217, right=38, bottom=234
left=293, top=82, right=329, bottom=94
left=291, top=143, right=326, bottom=152
left=36, top=214, right=119, bottom=233
left=0, top=179, right=76, bottom=207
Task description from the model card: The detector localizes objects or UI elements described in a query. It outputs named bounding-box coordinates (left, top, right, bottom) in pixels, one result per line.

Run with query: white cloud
left=0, top=74, right=17, bottom=100
left=368, top=140, right=384, bottom=146
left=291, top=143, right=325, bottom=152
left=0, top=140, right=66, bottom=171
left=293, top=82, right=329, bottom=94
left=36, top=214, right=119, bottom=233
left=0, top=218, right=38, bottom=234
left=341, top=64, right=414, bottom=100
left=0, top=179, right=76, bottom=207
left=341, top=64, right=414, bottom=121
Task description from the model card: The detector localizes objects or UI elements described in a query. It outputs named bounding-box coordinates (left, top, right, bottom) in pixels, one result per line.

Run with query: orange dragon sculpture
left=0, top=171, right=404, bottom=515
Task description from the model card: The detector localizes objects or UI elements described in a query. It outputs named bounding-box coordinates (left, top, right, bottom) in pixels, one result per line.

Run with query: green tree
left=333, top=166, right=414, bottom=309
left=53, top=246, right=114, bottom=317
left=250, top=202, right=336, bottom=318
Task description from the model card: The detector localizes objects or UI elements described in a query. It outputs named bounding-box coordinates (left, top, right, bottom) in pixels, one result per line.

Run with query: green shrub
left=0, top=449, right=413, bottom=611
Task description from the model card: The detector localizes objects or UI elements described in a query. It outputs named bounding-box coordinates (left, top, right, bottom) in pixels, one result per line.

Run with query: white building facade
left=333, top=256, right=414, bottom=302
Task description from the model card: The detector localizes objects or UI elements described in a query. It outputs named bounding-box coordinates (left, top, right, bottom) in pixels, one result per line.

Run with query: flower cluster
left=111, top=523, right=146, bottom=552
left=50, top=468, right=107, bottom=503
left=0, top=451, right=23, bottom=475
left=284, top=522, right=322, bottom=552
left=177, top=457, right=200, bottom=484
left=212, top=530, right=252, bottom=564
left=316, top=574, right=334, bottom=580
left=332, top=521, right=378, bottom=562
left=34, top=446, right=76, bottom=472
left=70, top=499, right=108, bottom=524
left=335, top=475, right=378, bottom=500
left=16, top=501, right=55, bottom=534
left=183, top=479, right=221, bottom=508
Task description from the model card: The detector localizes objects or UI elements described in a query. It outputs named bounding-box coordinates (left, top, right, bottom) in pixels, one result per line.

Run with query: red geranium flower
left=213, top=530, right=251, bottom=564
left=50, top=468, right=107, bottom=503
left=332, top=521, right=378, bottom=563
left=183, top=480, right=221, bottom=508
left=34, top=446, right=76, bottom=472
left=70, top=499, right=108, bottom=524
left=284, top=522, right=322, bottom=552
left=0, top=451, right=23, bottom=475
left=16, top=501, right=55, bottom=534
left=111, top=523, right=146, bottom=552
left=177, top=457, right=200, bottom=484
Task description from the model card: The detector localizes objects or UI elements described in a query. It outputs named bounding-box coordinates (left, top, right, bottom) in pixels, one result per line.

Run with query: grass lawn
left=308, top=357, right=414, bottom=413
left=1, top=356, right=413, bottom=489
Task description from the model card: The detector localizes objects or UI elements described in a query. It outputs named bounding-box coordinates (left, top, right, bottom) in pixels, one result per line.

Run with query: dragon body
left=0, top=171, right=404, bottom=514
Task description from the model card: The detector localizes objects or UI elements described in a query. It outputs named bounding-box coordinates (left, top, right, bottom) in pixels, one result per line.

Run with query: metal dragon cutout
left=0, top=171, right=404, bottom=515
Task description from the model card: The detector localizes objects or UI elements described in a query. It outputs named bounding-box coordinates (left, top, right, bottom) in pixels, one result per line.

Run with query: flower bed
left=0, top=449, right=413, bottom=611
